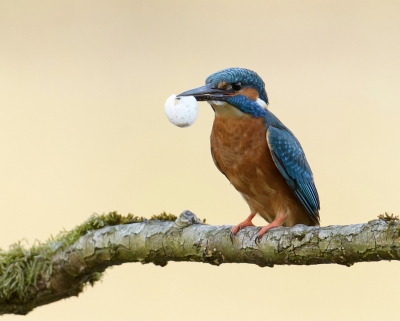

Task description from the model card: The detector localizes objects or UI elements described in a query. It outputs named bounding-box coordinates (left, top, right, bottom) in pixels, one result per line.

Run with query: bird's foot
left=230, top=213, right=256, bottom=242
left=255, top=212, right=287, bottom=245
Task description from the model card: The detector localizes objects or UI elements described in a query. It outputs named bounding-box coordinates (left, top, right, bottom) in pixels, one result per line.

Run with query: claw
left=230, top=212, right=256, bottom=240
left=254, top=212, right=288, bottom=244
left=229, top=231, right=235, bottom=244
left=254, top=232, right=262, bottom=245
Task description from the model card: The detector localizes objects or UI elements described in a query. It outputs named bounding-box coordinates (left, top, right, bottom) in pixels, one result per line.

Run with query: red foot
left=255, top=212, right=287, bottom=244
left=230, top=213, right=256, bottom=236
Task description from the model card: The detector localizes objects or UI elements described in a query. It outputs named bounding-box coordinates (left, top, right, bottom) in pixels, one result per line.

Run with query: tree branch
left=1, top=210, right=399, bottom=315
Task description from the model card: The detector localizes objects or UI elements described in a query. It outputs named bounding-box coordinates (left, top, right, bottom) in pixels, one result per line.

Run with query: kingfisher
left=177, top=68, right=320, bottom=241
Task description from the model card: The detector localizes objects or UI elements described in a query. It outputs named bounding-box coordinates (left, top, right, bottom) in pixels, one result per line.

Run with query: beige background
left=1, top=1, right=400, bottom=320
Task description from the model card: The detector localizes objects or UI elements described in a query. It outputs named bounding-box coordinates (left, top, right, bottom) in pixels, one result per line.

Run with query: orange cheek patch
left=237, top=87, right=259, bottom=101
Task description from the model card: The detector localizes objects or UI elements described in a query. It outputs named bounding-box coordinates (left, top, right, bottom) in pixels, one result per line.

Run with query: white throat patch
left=208, top=101, right=244, bottom=117
left=256, top=98, right=268, bottom=110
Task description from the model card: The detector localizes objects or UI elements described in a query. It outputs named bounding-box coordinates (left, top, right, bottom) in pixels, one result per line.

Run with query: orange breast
left=210, top=115, right=315, bottom=226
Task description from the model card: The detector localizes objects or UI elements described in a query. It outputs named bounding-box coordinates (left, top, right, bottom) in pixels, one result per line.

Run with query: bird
left=177, top=67, right=320, bottom=242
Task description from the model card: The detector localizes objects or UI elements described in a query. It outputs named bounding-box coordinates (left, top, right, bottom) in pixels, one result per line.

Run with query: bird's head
left=177, top=67, right=269, bottom=117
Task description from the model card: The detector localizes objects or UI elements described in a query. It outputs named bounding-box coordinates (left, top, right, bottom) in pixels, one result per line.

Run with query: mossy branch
left=1, top=210, right=399, bottom=315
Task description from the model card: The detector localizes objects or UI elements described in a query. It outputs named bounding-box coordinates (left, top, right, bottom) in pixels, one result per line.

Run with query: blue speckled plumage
left=224, top=91, right=319, bottom=223
left=177, top=67, right=320, bottom=237
left=225, top=95, right=267, bottom=118
left=267, top=127, right=319, bottom=223
left=206, top=68, right=269, bottom=104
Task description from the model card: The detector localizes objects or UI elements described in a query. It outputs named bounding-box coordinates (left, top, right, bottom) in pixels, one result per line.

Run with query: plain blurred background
left=1, top=1, right=399, bottom=320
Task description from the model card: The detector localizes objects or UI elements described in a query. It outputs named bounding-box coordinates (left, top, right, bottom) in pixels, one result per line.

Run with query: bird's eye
left=232, top=82, right=242, bottom=91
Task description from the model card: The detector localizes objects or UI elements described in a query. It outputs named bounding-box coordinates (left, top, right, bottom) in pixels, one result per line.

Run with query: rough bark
left=1, top=210, right=400, bottom=315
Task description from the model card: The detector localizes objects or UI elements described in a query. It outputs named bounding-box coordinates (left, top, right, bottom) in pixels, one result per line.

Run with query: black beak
left=176, top=83, right=233, bottom=101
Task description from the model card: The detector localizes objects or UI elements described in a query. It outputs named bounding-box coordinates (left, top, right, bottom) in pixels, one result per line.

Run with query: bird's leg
left=255, top=212, right=287, bottom=244
left=230, top=212, right=256, bottom=237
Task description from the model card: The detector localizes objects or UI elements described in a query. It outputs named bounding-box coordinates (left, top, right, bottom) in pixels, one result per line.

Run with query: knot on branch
left=174, top=210, right=202, bottom=228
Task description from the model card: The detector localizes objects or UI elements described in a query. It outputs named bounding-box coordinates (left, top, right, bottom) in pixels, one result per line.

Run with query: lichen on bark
left=1, top=210, right=399, bottom=315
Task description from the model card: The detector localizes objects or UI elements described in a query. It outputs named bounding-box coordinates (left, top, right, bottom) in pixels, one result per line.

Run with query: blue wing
left=267, top=126, right=320, bottom=224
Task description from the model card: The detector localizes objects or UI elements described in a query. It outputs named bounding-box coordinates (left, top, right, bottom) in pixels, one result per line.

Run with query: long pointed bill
left=176, top=84, right=233, bottom=101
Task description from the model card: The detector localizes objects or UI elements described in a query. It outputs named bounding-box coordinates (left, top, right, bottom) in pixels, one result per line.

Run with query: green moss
left=0, top=211, right=178, bottom=303
left=150, top=212, right=206, bottom=223
left=50, top=211, right=145, bottom=250
left=377, top=212, right=399, bottom=222
left=0, top=240, right=53, bottom=301
left=150, top=212, right=177, bottom=221
left=87, top=272, right=103, bottom=286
